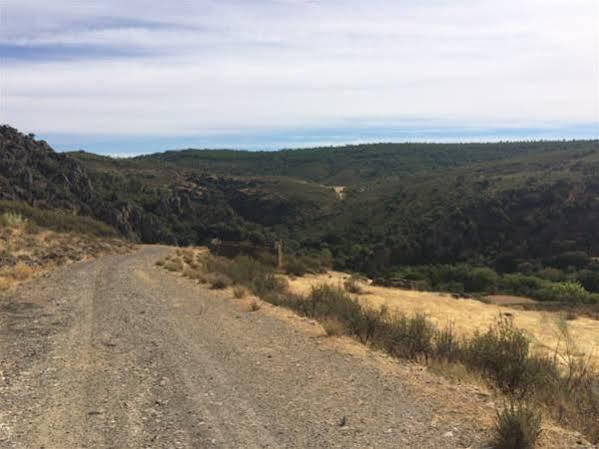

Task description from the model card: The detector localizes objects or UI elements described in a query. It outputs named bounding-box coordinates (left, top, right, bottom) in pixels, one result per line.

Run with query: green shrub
left=500, top=274, right=545, bottom=297
left=493, top=401, right=542, bottom=449
left=0, top=211, right=26, bottom=228
left=380, top=312, right=435, bottom=360
left=207, top=255, right=287, bottom=296
left=537, top=281, right=591, bottom=303
left=464, top=317, right=558, bottom=396
left=304, top=284, right=362, bottom=322
left=285, top=256, right=308, bottom=276
left=439, top=281, right=464, bottom=294
left=468, top=267, right=499, bottom=292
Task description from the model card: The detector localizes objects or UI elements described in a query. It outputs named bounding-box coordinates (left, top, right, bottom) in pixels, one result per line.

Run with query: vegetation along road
left=0, top=246, right=496, bottom=448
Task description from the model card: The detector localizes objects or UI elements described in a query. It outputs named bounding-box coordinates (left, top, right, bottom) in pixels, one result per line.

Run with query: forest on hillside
left=3, top=125, right=599, bottom=303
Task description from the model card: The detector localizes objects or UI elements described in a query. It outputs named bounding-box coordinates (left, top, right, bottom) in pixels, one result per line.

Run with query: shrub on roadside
left=210, top=274, right=231, bottom=290
left=379, top=311, right=436, bottom=360
left=464, top=317, right=558, bottom=396
left=434, top=325, right=462, bottom=362
left=164, top=260, right=183, bottom=272
left=493, top=401, right=542, bottom=449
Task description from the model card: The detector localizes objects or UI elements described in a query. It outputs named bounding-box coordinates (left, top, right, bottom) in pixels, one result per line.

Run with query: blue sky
left=1, top=0, right=598, bottom=155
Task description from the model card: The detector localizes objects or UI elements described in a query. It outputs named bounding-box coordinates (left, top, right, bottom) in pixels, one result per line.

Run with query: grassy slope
left=0, top=203, right=132, bottom=291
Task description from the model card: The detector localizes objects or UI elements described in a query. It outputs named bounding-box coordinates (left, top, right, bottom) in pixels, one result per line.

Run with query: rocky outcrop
left=0, top=126, right=95, bottom=213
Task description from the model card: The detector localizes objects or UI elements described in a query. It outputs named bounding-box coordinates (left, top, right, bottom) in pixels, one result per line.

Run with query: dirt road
left=0, top=246, right=489, bottom=448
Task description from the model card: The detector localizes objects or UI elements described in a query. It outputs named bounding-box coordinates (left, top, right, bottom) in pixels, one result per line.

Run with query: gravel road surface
left=0, top=246, right=490, bottom=448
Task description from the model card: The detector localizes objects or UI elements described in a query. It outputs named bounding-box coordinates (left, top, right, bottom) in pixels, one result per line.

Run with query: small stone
left=443, top=431, right=454, bottom=438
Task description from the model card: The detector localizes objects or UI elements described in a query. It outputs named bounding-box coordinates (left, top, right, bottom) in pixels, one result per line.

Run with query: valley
left=2, top=125, right=599, bottom=447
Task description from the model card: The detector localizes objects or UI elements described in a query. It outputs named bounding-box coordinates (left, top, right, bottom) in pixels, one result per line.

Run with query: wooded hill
left=3, top=125, right=599, bottom=301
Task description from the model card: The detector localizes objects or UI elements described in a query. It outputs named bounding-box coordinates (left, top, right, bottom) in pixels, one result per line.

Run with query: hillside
left=1, top=127, right=336, bottom=246
left=129, top=141, right=594, bottom=185
left=0, top=201, right=132, bottom=291
left=4, top=125, right=599, bottom=300
left=315, top=144, right=599, bottom=271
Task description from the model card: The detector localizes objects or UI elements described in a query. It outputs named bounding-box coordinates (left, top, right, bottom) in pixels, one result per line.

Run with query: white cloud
left=1, top=0, right=597, bottom=137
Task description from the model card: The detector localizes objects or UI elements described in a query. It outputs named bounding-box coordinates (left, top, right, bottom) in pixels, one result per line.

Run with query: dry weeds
left=0, top=224, right=133, bottom=292
left=287, top=271, right=599, bottom=366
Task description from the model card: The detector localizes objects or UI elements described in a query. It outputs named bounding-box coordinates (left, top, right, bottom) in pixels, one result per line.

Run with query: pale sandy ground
left=287, top=271, right=599, bottom=366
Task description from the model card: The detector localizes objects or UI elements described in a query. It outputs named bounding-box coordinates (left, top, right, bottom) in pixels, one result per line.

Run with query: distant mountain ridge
left=131, top=140, right=595, bottom=185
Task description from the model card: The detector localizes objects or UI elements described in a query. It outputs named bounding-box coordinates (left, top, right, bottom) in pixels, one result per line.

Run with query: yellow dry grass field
left=287, top=271, right=599, bottom=366
left=0, top=225, right=133, bottom=291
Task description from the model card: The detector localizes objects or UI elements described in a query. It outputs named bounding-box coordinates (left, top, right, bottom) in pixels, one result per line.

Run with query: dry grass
left=157, top=251, right=598, bottom=444
left=12, top=262, right=34, bottom=281
left=0, top=211, right=26, bottom=228
left=0, top=277, right=13, bottom=291
left=249, top=300, right=261, bottom=312
left=287, top=271, right=599, bottom=366
left=321, top=317, right=346, bottom=336
left=233, top=286, right=247, bottom=298
left=0, top=222, right=132, bottom=292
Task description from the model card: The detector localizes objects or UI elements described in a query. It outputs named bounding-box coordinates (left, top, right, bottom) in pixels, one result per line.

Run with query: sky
left=1, top=0, right=598, bottom=155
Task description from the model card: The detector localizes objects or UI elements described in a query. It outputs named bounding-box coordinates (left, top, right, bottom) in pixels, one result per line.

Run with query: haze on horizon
left=1, top=0, right=598, bottom=155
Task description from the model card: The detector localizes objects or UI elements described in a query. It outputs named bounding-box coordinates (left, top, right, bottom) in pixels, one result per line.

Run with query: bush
left=210, top=274, right=231, bottom=289
left=343, top=275, right=363, bottom=294
left=434, top=325, right=462, bottom=362
left=380, top=312, right=435, bottom=360
left=321, top=317, right=346, bottom=336
left=493, top=401, right=542, bottom=449
left=304, top=284, right=362, bottom=322
left=164, top=260, right=183, bottom=272
left=0, top=211, right=26, bottom=228
left=285, top=257, right=308, bottom=276
left=537, top=281, right=591, bottom=303
left=464, top=317, right=558, bottom=396
left=468, top=267, right=499, bottom=292
left=249, top=300, right=261, bottom=311
left=233, top=286, right=246, bottom=298
left=500, top=274, right=545, bottom=297
left=206, top=255, right=287, bottom=297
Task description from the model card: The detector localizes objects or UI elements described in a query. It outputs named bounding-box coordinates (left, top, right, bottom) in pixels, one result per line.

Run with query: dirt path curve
left=1, top=246, right=487, bottom=448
